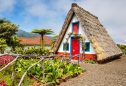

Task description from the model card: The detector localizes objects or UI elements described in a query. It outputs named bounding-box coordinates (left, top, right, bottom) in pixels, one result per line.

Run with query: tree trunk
left=41, top=34, right=44, bottom=49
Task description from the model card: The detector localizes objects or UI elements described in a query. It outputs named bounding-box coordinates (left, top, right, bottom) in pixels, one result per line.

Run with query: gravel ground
left=60, top=56, right=126, bottom=86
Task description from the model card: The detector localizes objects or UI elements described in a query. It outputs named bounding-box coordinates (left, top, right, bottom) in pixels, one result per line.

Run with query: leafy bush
left=15, top=59, right=37, bottom=73
left=28, top=59, right=84, bottom=84
left=1, top=58, right=84, bottom=85
left=117, top=44, right=126, bottom=54
left=0, top=55, right=15, bottom=65
left=0, top=80, right=7, bottom=86
left=14, top=47, right=49, bottom=55
left=0, top=38, right=7, bottom=53
left=84, top=60, right=96, bottom=64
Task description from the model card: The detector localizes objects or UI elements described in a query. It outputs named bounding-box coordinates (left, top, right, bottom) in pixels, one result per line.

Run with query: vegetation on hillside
left=117, top=44, right=126, bottom=54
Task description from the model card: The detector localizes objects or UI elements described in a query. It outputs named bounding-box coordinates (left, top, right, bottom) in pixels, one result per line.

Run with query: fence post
left=42, top=58, right=45, bottom=79
left=12, top=58, right=17, bottom=86
left=78, top=54, right=80, bottom=65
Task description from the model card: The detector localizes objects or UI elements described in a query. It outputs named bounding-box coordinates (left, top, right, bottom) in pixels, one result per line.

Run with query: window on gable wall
left=85, top=42, right=90, bottom=52
left=72, top=22, right=79, bottom=34
left=63, top=43, right=69, bottom=51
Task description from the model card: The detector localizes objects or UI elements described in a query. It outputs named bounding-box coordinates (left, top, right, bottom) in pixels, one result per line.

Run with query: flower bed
left=0, top=80, right=7, bottom=86
left=0, top=55, right=15, bottom=66
left=0, top=58, right=85, bottom=85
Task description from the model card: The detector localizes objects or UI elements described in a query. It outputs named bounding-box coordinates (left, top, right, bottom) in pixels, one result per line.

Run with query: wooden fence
left=0, top=54, right=55, bottom=86
left=0, top=54, right=81, bottom=86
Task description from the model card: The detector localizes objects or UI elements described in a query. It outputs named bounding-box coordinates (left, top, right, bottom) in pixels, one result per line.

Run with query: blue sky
left=0, top=0, right=126, bottom=44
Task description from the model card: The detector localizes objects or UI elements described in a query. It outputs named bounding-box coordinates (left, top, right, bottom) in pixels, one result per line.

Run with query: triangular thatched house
left=53, top=3, right=122, bottom=61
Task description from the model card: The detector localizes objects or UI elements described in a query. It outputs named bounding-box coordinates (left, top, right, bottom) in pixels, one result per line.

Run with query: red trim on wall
left=57, top=52, right=70, bottom=55
left=57, top=52, right=97, bottom=61
left=83, top=54, right=97, bottom=61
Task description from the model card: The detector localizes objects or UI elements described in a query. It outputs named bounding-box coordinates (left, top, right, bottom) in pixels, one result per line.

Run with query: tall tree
left=0, top=19, right=18, bottom=51
left=32, top=29, right=53, bottom=49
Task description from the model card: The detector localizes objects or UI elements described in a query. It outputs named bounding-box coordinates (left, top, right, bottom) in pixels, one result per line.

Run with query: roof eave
left=53, top=9, right=74, bottom=53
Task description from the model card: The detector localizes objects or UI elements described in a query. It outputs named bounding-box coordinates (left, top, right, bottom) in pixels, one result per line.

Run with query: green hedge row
left=14, top=47, right=49, bottom=55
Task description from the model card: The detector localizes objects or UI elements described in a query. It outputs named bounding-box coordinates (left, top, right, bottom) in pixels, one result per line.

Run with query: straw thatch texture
left=53, top=9, right=74, bottom=52
left=53, top=3, right=122, bottom=61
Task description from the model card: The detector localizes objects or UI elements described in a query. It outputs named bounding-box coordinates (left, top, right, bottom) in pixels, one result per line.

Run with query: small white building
left=53, top=3, right=122, bottom=61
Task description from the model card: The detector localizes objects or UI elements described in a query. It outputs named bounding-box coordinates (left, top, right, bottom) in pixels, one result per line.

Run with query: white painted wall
left=58, top=15, right=96, bottom=54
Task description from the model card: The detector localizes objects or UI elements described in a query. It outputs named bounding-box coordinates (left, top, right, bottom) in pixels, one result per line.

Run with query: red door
left=72, top=38, right=80, bottom=60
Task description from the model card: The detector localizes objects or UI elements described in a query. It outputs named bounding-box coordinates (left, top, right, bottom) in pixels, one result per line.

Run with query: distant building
left=19, top=36, right=51, bottom=49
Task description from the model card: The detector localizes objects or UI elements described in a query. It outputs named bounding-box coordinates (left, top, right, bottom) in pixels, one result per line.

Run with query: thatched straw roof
left=53, top=3, right=122, bottom=61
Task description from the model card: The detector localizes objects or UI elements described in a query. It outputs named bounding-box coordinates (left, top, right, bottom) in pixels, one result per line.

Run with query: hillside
left=16, top=30, right=39, bottom=37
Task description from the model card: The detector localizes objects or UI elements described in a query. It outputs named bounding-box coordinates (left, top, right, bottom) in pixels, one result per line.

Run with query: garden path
left=60, top=56, right=126, bottom=86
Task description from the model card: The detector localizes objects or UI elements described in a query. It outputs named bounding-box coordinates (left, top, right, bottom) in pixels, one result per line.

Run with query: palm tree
left=32, top=29, right=53, bottom=49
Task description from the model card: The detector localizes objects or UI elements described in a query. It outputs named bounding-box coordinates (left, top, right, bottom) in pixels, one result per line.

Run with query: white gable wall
left=58, top=15, right=96, bottom=54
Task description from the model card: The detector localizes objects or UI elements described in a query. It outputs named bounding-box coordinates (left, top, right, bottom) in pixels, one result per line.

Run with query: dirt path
left=60, top=56, right=126, bottom=86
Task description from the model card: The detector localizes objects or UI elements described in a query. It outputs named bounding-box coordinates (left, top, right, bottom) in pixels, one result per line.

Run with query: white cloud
left=21, top=0, right=58, bottom=18
left=77, top=0, right=126, bottom=44
left=22, top=0, right=48, bottom=17
left=50, top=0, right=126, bottom=44
left=0, top=0, right=125, bottom=44
left=19, top=0, right=69, bottom=33
left=0, top=0, right=16, bottom=13
left=20, top=0, right=126, bottom=44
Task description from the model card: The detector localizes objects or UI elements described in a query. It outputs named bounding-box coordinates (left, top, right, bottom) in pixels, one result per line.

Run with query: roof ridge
left=71, top=3, right=98, bottom=19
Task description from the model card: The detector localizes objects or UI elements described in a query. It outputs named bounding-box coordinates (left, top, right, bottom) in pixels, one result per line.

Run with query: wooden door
left=71, top=38, right=80, bottom=60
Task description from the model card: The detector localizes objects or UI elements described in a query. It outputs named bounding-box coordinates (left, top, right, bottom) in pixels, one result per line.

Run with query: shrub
left=0, top=38, right=7, bottom=53
left=1, top=59, right=84, bottom=85
left=84, top=60, right=96, bottom=64
left=117, top=44, right=126, bottom=54
left=0, top=80, right=7, bottom=86
left=28, top=59, right=84, bottom=84
left=0, top=55, right=15, bottom=65
left=14, top=47, right=49, bottom=55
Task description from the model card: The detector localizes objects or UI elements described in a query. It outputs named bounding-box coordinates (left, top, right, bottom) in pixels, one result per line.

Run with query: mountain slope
left=16, top=30, right=39, bottom=37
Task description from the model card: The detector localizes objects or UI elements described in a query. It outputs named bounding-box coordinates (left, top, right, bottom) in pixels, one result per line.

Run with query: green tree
left=0, top=38, right=8, bottom=53
left=32, top=29, right=53, bottom=49
left=0, top=19, right=18, bottom=51
left=9, top=35, right=20, bottom=51
left=117, top=44, right=126, bottom=54
left=0, top=19, right=18, bottom=39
